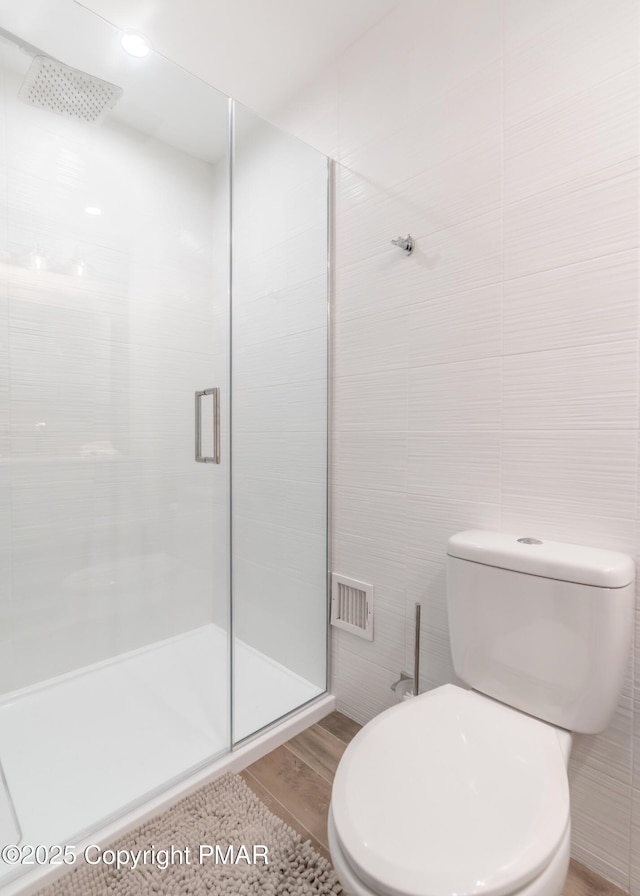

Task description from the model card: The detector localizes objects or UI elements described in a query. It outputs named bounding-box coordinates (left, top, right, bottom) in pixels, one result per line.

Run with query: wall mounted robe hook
left=391, top=233, right=414, bottom=255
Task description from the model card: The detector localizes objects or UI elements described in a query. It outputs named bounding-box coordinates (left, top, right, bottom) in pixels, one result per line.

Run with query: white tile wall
left=273, top=0, right=640, bottom=889
left=503, top=161, right=638, bottom=280
left=502, top=252, right=639, bottom=354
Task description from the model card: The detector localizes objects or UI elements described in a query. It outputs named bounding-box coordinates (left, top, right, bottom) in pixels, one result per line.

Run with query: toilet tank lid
left=447, top=530, right=634, bottom=588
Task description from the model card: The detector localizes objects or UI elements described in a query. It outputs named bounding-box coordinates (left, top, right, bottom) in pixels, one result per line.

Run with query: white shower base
left=0, top=624, right=326, bottom=891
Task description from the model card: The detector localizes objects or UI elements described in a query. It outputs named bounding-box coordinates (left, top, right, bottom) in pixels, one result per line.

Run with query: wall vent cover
left=330, top=574, right=373, bottom=641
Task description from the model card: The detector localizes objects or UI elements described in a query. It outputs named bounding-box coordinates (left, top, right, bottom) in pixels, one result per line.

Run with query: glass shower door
left=0, top=0, right=231, bottom=877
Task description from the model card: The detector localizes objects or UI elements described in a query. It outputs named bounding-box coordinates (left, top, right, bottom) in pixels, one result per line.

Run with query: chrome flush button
left=517, top=537, right=543, bottom=545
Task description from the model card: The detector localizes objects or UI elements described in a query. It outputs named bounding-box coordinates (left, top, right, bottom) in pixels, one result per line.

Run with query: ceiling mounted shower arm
left=0, top=25, right=56, bottom=62
left=391, top=234, right=414, bottom=255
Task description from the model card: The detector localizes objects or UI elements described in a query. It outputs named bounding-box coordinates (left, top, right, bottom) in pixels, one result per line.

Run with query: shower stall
left=0, top=0, right=329, bottom=888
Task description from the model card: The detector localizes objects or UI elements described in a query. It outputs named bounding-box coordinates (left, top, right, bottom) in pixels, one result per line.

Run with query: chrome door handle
left=195, top=387, right=220, bottom=463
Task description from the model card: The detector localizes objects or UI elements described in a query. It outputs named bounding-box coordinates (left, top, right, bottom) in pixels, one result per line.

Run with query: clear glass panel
left=0, top=0, right=230, bottom=879
left=231, top=102, right=328, bottom=743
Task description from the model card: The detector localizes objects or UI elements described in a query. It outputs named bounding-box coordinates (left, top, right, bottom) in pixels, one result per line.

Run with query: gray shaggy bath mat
left=37, top=772, right=342, bottom=895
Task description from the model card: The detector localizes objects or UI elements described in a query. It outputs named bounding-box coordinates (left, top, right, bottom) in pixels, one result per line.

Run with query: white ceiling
left=77, top=0, right=402, bottom=115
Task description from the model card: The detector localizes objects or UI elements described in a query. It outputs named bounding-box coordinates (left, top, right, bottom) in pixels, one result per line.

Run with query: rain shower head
left=18, top=55, right=122, bottom=124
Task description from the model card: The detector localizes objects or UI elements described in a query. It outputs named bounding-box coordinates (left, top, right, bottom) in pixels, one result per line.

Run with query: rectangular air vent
left=330, top=574, right=373, bottom=641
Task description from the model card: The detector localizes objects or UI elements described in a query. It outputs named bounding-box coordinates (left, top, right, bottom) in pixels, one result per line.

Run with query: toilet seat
left=328, top=811, right=571, bottom=896
left=330, top=684, right=570, bottom=896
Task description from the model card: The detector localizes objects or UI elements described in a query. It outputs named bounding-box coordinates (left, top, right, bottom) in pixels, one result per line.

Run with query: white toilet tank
left=446, top=531, right=634, bottom=734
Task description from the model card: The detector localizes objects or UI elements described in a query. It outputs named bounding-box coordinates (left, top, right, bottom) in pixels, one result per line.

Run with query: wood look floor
left=241, top=711, right=628, bottom=896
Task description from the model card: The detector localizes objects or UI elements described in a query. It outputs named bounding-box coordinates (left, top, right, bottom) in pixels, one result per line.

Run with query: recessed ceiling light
left=84, top=206, right=102, bottom=216
left=121, top=31, right=150, bottom=58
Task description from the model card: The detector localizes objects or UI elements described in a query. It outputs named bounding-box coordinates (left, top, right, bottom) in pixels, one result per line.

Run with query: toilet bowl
left=328, top=531, right=635, bottom=896
left=329, top=685, right=572, bottom=896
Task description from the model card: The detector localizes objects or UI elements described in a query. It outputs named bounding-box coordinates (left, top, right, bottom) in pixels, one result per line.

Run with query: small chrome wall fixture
left=391, top=233, right=414, bottom=254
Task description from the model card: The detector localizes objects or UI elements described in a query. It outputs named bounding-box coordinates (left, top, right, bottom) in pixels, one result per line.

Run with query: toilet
left=328, top=530, right=635, bottom=896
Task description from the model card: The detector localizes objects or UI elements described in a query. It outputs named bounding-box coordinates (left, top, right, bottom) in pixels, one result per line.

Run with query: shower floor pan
left=0, top=624, right=323, bottom=887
